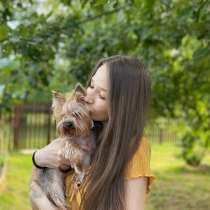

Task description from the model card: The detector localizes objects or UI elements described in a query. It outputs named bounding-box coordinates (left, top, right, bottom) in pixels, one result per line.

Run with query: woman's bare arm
left=124, top=177, right=147, bottom=210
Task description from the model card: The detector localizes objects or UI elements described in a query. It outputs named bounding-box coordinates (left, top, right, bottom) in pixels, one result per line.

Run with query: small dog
left=29, top=83, right=96, bottom=210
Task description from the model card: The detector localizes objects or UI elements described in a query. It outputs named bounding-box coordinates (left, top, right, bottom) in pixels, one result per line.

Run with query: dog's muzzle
left=63, top=121, right=75, bottom=129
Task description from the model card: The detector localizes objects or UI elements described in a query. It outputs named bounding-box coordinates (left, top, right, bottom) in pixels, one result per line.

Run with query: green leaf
left=0, top=24, right=10, bottom=41
left=193, top=47, right=210, bottom=60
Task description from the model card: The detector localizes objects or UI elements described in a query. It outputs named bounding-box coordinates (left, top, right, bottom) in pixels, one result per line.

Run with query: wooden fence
left=0, top=103, right=56, bottom=151
left=0, top=103, right=179, bottom=152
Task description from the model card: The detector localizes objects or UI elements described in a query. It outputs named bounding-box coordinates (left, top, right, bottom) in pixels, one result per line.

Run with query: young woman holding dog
left=33, top=55, right=155, bottom=210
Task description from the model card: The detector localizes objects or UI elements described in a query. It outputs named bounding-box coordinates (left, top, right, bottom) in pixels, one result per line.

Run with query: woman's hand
left=34, top=139, right=72, bottom=170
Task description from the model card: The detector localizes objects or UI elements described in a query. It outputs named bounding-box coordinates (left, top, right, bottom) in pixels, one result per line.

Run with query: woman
left=33, top=55, right=155, bottom=210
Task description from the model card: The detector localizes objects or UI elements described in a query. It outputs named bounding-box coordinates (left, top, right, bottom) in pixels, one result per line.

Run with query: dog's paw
left=50, top=193, right=68, bottom=210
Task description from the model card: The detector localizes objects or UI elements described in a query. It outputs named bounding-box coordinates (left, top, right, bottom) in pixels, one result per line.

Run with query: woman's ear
left=51, top=90, right=66, bottom=120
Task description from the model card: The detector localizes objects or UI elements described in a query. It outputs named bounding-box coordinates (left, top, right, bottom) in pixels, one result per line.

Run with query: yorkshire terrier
left=29, top=83, right=96, bottom=210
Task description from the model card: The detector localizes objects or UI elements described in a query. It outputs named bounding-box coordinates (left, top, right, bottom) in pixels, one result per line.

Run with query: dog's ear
left=74, top=83, right=86, bottom=104
left=51, top=90, right=66, bottom=120
left=74, top=83, right=86, bottom=95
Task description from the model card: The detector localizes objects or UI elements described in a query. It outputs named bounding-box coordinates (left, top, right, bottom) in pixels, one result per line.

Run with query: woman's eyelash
left=89, top=85, right=106, bottom=100
left=99, top=95, right=106, bottom=100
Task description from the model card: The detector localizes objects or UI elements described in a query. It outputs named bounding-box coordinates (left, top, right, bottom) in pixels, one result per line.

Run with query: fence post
left=13, top=106, right=21, bottom=149
left=159, top=128, right=163, bottom=144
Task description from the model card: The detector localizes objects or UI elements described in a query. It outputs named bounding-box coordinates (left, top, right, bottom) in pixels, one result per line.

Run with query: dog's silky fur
left=29, top=83, right=96, bottom=210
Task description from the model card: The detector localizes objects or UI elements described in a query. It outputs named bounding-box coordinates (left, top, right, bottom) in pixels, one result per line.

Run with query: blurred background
left=0, top=0, right=209, bottom=209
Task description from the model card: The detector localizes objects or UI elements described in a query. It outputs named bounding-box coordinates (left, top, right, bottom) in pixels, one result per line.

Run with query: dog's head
left=52, top=83, right=93, bottom=138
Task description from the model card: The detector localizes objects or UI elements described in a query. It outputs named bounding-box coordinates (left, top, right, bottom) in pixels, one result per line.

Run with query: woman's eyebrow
left=91, top=78, right=107, bottom=92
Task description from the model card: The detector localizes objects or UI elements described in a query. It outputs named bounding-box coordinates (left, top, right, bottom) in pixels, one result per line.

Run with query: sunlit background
left=0, top=0, right=210, bottom=210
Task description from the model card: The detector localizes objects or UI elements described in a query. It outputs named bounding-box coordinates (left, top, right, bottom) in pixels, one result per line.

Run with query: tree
left=0, top=0, right=209, bottom=165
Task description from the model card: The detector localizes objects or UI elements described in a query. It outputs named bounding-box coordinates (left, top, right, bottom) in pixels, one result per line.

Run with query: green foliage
left=0, top=0, right=209, bottom=165
left=181, top=132, right=206, bottom=166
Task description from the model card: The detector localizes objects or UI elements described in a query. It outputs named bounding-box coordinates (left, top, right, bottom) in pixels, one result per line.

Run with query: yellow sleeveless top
left=65, top=137, right=155, bottom=209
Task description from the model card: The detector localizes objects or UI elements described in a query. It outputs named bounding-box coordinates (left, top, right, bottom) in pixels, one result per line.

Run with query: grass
left=147, top=143, right=210, bottom=210
left=0, top=152, right=32, bottom=210
left=0, top=142, right=210, bottom=210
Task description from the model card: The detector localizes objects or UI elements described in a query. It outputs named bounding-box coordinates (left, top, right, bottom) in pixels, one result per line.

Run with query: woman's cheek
left=92, top=101, right=104, bottom=115
left=98, top=101, right=108, bottom=117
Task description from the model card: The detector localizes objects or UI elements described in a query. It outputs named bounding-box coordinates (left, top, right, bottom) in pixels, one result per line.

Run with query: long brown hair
left=80, top=55, right=151, bottom=210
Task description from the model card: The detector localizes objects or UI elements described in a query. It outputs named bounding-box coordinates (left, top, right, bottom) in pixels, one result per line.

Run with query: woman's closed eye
left=89, top=85, right=106, bottom=100
left=99, top=95, right=106, bottom=100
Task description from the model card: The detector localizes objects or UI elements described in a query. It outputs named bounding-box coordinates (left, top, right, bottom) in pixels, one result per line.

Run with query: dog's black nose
left=63, top=121, right=74, bottom=129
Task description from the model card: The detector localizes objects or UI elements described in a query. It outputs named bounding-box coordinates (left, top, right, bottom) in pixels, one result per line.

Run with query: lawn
left=147, top=143, right=210, bottom=210
left=0, top=142, right=210, bottom=210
